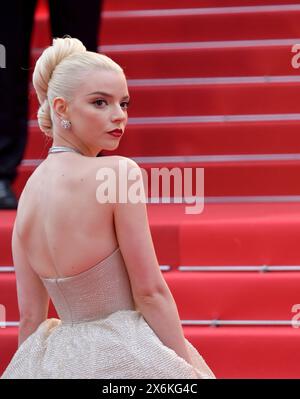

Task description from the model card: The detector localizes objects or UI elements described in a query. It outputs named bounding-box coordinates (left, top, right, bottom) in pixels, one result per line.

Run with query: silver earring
left=61, top=119, right=71, bottom=129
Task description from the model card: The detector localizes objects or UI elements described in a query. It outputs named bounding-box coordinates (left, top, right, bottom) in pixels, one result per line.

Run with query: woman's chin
left=102, top=142, right=120, bottom=152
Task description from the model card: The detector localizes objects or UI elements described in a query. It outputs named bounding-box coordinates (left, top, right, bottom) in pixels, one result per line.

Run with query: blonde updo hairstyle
left=32, top=36, right=124, bottom=137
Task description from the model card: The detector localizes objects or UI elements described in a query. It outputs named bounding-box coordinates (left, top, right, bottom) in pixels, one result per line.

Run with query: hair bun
left=37, top=99, right=52, bottom=137
left=33, top=36, right=86, bottom=106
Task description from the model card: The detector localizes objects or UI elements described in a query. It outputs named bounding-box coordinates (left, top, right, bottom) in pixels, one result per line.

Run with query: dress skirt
left=1, top=310, right=216, bottom=379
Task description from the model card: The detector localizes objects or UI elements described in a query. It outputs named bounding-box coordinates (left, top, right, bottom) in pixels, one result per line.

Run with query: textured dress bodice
left=41, top=247, right=136, bottom=325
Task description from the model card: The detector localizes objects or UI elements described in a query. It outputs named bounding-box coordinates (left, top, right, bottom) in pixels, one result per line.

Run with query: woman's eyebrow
left=86, top=91, right=130, bottom=100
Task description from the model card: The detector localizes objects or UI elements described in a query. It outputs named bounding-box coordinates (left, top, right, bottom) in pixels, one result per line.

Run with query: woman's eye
left=93, top=99, right=130, bottom=110
left=121, top=101, right=130, bottom=110
left=94, top=99, right=106, bottom=107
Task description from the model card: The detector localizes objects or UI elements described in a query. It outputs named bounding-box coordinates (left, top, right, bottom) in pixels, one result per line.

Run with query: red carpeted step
left=13, top=159, right=300, bottom=199
left=99, top=9, right=300, bottom=45
left=1, top=271, right=300, bottom=321
left=165, top=272, right=300, bottom=321
left=84, top=45, right=300, bottom=79
left=25, top=121, right=300, bottom=159
left=30, top=45, right=299, bottom=80
left=1, top=326, right=300, bottom=378
left=149, top=202, right=300, bottom=266
left=0, top=327, right=18, bottom=377
left=2, top=202, right=300, bottom=267
left=0, top=273, right=57, bottom=321
left=0, top=213, right=14, bottom=266
left=32, top=5, right=300, bottom=48
left=28, top=82, right=300, bottom=120
left=187, top=326, right=300, bottom=378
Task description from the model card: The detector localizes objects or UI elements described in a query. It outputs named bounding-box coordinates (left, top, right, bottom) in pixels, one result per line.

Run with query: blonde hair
left=32, top=36, right=124, bottom=137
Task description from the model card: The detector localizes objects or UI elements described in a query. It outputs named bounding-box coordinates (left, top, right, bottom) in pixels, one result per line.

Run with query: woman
left=1, top=37, right=215, bottom=379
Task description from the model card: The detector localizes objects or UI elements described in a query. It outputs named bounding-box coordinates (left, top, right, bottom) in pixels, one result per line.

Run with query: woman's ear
left=53, top=97, right=68, bottom=119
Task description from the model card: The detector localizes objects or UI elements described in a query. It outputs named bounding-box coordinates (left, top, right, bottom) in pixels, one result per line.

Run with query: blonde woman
left=1, top=37, right=215, bottom=379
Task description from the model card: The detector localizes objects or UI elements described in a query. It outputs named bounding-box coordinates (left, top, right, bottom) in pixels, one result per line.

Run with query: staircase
left=1, top=0, right=300, bottom=378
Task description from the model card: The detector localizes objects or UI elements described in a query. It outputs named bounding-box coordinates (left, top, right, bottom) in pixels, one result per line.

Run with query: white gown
left=1, top=247, right=215, bottom=379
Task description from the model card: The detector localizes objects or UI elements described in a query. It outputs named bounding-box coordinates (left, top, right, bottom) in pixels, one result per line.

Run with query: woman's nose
left=112, top=106, right=127, bottom=121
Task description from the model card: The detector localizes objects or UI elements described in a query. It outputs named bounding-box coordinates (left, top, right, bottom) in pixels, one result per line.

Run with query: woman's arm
left=18, top=318, right=44, bottom=347
left=113, top=157, right=192, bottom=364
left=135, top=287, right=192, bottom=364
left=11, top=222, right=49, bottom=347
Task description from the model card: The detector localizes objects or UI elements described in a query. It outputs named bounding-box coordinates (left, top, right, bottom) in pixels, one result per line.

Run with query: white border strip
left=2, top=265, right=300, bottom=273
left=131, top=153, right=300, bottom=163
left=2, top=264, right=300, bottom=273
left=129, top=114, right=300, bottom=123
left=202, top=195, right=300, bottom=203
left=0, top=266, right=170, bottom=273
left=107, top=4, right=300, bottom=18
left=179, top=266, right=300, bottom=272
left=29, top=75, right=300, bottom=90
left=33, top=38, right=300, bottom=55
left=0, top=267, right=15, bottom=272
left=21, top=153, right=300, bottom=166
left=149, top=195, right=300, bottom=203
left=127, top=75, right=300, bottom=86
left=99, top=38, right=300, bottom=52
left=104, top=5, right=300, bottom=18
left=0, top=322, right=19, bottom=327
left=29, top=113, right=300, bottom=127
left=181, top=320, right=298, bottom=326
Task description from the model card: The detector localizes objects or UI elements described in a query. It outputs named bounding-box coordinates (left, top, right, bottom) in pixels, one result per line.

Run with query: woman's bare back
left=15, top=153, right=119, bottom=279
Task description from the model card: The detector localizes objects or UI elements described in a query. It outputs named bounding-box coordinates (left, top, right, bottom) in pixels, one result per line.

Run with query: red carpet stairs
left=1, top=0, right=300, bottom=378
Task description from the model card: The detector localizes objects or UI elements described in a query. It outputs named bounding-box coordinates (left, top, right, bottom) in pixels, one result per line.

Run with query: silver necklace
left=48, top=145, right=83, bottom=155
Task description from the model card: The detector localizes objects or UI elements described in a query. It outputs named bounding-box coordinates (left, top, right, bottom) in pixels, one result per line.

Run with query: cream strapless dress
left=1, top=247, right=215, bottom=379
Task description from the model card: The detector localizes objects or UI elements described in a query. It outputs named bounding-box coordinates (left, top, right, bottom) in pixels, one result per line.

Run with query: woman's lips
left=108, top=131, right=122, bottom=137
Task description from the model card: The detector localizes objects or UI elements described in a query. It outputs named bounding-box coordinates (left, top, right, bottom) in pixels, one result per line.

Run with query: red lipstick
left=108, top=128, right=123, bottom=138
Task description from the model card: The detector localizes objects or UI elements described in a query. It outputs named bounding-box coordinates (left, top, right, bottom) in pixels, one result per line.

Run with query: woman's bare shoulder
left=95, top=155, right=139, bottom=172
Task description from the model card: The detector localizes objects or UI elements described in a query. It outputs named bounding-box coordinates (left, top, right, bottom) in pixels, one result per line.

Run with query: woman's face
left=61, top=69, right=130, bottom=156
